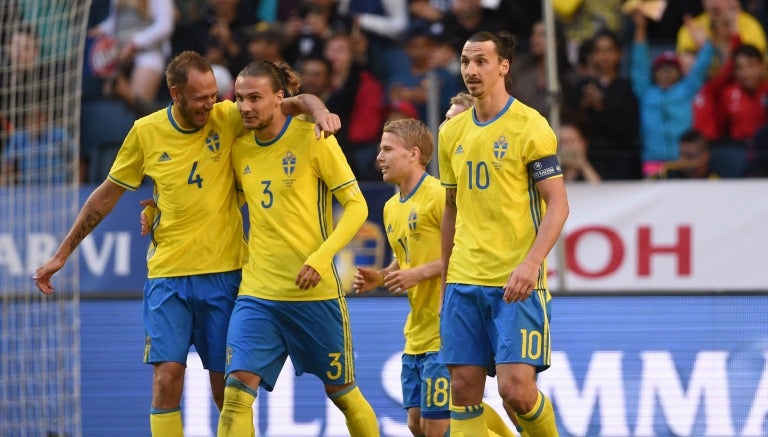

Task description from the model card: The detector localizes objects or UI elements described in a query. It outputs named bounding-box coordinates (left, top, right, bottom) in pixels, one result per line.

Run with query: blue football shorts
left=143, top=270, right=241, bottom=372
left=440, top=283, right=552, bottom=372
left=225, top=296, right=355, bottom=391
left=401, top=351, right=451, bottom=419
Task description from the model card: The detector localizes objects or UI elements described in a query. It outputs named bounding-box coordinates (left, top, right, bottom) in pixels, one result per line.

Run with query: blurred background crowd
left=3, top=0, right=768, bottom=184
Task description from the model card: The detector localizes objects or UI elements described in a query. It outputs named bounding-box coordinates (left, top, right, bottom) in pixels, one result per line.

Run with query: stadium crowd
left=3, top=0, right=768, bottom=182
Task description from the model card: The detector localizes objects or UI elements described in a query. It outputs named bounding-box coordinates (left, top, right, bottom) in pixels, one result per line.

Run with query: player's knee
left=497, top=378, right=538, bottom=413
left=405, top=409, right=421, bottom=436
left=152, top=362, right=185, bottom=407
left=153, top=362, right=184, bottom=388
left=407, top=419, right=421, bottom=436
left=449, top=367, right=485, bottom=403
left=422, top=418, right=449, bottom=437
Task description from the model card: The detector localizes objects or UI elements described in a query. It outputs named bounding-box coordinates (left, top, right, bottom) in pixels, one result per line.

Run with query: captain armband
left=527, top=155, right=563, bottom=183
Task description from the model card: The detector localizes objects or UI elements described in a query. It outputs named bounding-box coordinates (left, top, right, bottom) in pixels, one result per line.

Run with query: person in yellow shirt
left=33, top=50, right=338, bottom=436
left=217, top=59, right=378, bottom=437
left=439, top=32, right=569, bottom=436
left=676, top=0, right=766, bottom=73
left=355, top=117, right=522, bottom=437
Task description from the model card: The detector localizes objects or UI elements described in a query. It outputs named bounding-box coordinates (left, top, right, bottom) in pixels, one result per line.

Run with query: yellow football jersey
left=383, top=173, right=444, bottom=354
left=233, top=116, right=365, bottom=301
left=109, top=101, right=248, bottom=278
left=438, top=97, right=562, bottom=288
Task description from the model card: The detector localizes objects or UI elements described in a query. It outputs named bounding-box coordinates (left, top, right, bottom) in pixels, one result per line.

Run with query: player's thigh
left=143, top=276, right=194, bottom=364
left=419, top=352, right=450, bottom=419
left=492, top=289, right=552, bottom=372
left=440, top=283, right=494, bottom=367
left=189, top=270, right=241, bottom=372
left=401, top=353, right=424, bottom=410
left=282, top=299, right=356, bottom=386
left=225, top=296, right=288, bottom=392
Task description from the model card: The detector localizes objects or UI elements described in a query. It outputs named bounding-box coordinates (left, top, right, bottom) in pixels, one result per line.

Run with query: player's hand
left=296, top=265, right=321, bottom=289
left=33, top=257, right=66, bottom=295
left=502, top=260, right=538, bottom=303
left=313, top=110, right=341, bottom=139
left=353, top=266, right=383, bottom=294
left=139, top=198, right=156, bottom=236
left=383, top=269, right=420, bottom=294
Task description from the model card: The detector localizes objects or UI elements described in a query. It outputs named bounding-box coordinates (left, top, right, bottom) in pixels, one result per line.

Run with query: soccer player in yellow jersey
left=438, top=32, right=569, bottom=437
left=354, top=118, right=518, bottom=437
left=216, top=60, right=379, bottom=436
left=33, top=51, right=338, bottom=437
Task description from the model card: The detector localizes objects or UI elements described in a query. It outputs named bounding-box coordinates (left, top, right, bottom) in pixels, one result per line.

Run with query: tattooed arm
left=34, top=179, right=126, bottom=294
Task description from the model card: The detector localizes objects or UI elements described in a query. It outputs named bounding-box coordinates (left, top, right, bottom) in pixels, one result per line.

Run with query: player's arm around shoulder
left=282, top=93, right=341, bottom=138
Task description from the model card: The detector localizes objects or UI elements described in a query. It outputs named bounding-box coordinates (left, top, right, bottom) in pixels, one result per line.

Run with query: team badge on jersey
left=493, top=136, right=508, bottom=169
left=408, top=208, right=418, bottom=231
left=408, top=208, right=422, bottom=241
left=206, top=130, right=222, bottom=161
left=282, top=151, right=297, bottom=187
left=386, top=223, right=393, bottom=234
left=282, top=151, right=296, bottom=175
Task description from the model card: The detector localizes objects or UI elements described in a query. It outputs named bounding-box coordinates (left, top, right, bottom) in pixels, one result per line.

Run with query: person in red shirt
left=719, top=43, right=768, bottom=142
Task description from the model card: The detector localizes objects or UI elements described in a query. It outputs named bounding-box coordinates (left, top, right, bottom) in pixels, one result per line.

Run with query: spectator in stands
left=343, top=0, right=410, bottom=87
left=554, top=0, right=625, bottom=67
left=566, top=29, right=641, bottom=180
left=632, top=11, right=715, bottom=177
left=0, top=25, right=76, bottom=185
left=559, top=119, right=601, bottom=183
left=181, top=0, right=255, bottom=78
left=652, top=129, right=720, bottom=179
left=297, top=55, right=334, bottom=102
left=0, top=23, right=38, bottom=88
left=243, top=22, right=287, bottom=63
left=324, top=31, right=387, bottom=180
left=387, top=23, right=461, bottom=122
left=511, top=20, right=570, bottom=119
left=718, top=43, right=768, bottom=143
left=408, top=0, right=450, bottom=26
left=4, top=106, right=74, bottom=185
left=283, top=1, right=351, bottom=66
left=89, top=0, right=175, bottom=115
left=692, top=32, right=742, bottom=141
left=676, top=0, right=766, bottom=74
left=440, top=0, right=507, bottom=58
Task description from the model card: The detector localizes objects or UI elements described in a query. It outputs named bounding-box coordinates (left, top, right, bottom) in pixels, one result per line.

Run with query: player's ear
left=169, top=85, right=180, bottom=101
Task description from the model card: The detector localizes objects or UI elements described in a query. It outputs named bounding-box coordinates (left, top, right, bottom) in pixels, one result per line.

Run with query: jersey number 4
left=188, top=161, right=203, bottom=188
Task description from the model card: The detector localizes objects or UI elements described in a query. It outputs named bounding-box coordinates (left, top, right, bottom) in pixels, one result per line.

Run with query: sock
left=149, top=406, right=183, bottom=437
left=449, top=403, right=488, bottom=436
left=517, top=391, right=558, bottom=437
left=480, top=402, right=516, bottom=437
left=217, top=376, right=257, bottom=437
left=513, top=418, right=531, bottom=437
left=329, top=384, right=380, bottom=437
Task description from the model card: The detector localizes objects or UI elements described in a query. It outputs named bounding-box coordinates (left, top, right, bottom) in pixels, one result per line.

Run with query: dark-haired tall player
left=438, top=32, right=569, bottom=436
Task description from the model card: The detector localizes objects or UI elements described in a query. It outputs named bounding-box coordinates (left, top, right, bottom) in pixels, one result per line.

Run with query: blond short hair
left=382, top=118, right=434, bottom=166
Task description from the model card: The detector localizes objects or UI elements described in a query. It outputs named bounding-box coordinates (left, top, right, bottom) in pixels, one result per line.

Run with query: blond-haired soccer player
left=445, top=92, right=475, bottom=120
left=217, top=60, right=378, bottom=436
left=34, top=51, right=338, bottom=436
left=354, top=118, right=518, bottom=437
left=439, top=32, right=569, bottom=437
